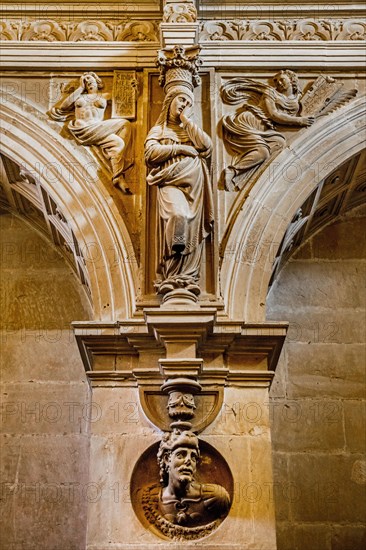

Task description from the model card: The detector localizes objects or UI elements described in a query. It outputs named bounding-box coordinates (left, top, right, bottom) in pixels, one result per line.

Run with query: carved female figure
left=145, top=85, right=214, bottom=297
left=222, top=70, right=314, bottom=189
left=51, top=72, right=132, bottom=192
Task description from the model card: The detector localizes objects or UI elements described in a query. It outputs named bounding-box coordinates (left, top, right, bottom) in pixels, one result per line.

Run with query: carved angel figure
left=221, top=71, right=357, bottom=191
left=50, top=72, right=132, bottom=193
left=221, top=70, right=313, bottom=190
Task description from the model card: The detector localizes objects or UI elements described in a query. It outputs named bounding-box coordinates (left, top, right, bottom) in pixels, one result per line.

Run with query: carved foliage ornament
left=163, top=0, right=197, bottom=23
left=200, top=19, right=366, bottom=41
left=221, top=72, right=357, bottom=191
left=0, top=20, right=158, bottom=42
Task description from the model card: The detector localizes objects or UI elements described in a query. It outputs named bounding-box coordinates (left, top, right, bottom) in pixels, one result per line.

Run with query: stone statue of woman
left=50, top=71, right=132, bottom=193
left=145, top=52, right=214, bottom=299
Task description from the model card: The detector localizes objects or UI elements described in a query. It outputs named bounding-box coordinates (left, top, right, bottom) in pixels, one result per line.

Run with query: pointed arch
left=0, top=97, right=138, bottom=320
left=221, top=96, right=366, bottom=321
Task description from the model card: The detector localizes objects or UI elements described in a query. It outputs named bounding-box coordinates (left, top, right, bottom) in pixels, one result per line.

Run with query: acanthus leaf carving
left=0, top=21, right=19, bottom=41
left=68, top=20, right=114, bottom=42
left=17, top=20, right=66, bottom=42
left=0, top=19, right=159, bottom=42
left=163, top=0, right=197, bottom=24
left=116, top=21, right=158, bottom=42
left=199, top=19, right=366, bottom=42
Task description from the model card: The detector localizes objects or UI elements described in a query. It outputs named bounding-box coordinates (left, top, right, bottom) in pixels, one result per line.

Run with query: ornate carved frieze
left=163, top=0, right=198, bottom=23
left=221, top=72, right=357, bottom=191
left=0, top=19, right=159, bottom=42
left=50, top=71, right=135, bottom=193
left=200, top=19, right=366, bottom=41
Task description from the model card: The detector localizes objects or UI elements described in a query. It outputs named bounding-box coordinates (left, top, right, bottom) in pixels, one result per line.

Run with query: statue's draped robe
left=69, top=118, right=132, bottom=178
left=223, top=87, right=300, bottom=170
left=51, top=99, right=132, bottom=180
left=145, top=117, right=214, bottom=285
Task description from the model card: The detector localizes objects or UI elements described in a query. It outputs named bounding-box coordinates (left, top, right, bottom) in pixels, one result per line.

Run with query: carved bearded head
left=157, top=429, right=200, bottom=486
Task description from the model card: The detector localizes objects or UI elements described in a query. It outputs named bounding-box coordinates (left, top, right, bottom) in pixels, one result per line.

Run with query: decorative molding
left=198, top=3, right=366, bottom=20
left=163, top=0, right=197, bottom=23
left=1, top=41, right=364, bottom=70
left=0, top=19, right=159, bottom=42
left=200, top=42, right=366, bottom=69
left=0, top=97, right=138, bottom=320
left=72, top=319, right=287, bottom=387
left=0, top=152, right=92, bottom=299
left=0, top=42, right=159, bottom=69
left=0, top=2, right=161, bottom=18
left=200, top=19, right=366, bottom=42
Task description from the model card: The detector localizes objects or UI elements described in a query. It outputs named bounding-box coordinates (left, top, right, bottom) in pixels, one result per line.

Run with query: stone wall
left=267, top=205, right=366, bottom=550
left=0, top=213, right=92, bottom=549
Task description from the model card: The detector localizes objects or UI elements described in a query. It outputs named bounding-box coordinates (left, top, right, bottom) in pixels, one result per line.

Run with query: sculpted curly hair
left=157, top=429, right=200, bottom=486
left=82, top=71, right=104, bottom=90
left=273, top=69, right=301, bottom=95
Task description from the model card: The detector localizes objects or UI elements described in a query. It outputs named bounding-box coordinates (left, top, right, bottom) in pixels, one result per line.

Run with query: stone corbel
left=73, top=316, right=287, bottom=432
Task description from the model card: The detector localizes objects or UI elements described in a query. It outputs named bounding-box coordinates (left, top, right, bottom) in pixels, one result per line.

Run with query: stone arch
left=0, top=97, right=138, bottom=321
left=221, top=96, right=366, bottom=322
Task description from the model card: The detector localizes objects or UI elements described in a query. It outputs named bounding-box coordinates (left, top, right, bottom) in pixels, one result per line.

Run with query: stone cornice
left=198, top=3, right=366, bottom=19
left=1, top=40, right=365, bottom=70
left=200, top=41, right=366, bottom=69
left=0, top=42, right=159, bottom=69
left=72, top=319, right=287, bottom=388
left=0, top=2, right=162, bottom=19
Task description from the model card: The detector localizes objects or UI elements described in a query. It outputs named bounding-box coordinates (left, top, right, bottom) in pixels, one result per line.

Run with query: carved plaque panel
left=112, top=70, right=137, bottom=120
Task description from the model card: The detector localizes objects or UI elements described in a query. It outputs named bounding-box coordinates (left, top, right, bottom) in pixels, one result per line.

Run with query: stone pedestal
left=73, top=314, right=287, bottom=548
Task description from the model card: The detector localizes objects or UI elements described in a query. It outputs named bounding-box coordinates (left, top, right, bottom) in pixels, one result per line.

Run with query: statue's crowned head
left=148, top=44, right=202, bottom=135
left=156, top=44, right=202, bottom=94
left=157, top=429, right=200, bottom=486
